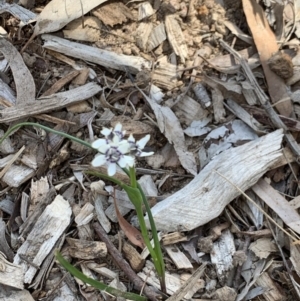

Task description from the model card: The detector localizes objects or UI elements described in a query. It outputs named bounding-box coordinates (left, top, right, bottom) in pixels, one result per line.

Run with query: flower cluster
left=91, top=123, right=154, bottom=176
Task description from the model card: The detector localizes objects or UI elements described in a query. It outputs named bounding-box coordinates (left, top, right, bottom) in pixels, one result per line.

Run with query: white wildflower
left=128, top=134, right=154, bottom=157
left=91, top=140, right=134, bottom=176
left=91, top=123, right=153, bottom=176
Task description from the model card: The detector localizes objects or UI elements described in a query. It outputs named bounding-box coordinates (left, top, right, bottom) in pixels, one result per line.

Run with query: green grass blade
left=55, top=251, right=146, bottom=301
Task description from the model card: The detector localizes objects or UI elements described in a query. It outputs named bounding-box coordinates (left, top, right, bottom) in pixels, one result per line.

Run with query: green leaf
left=0, top=122, right=93, bottom=149
left=120, top=184, right=143, bottom=208
left=55, top=250, right=146, bottom=301
left=85, top=170, right=123, bottom=186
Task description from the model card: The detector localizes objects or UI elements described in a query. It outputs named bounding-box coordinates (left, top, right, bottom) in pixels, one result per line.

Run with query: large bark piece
left=147, top=130, right=284, bottom=232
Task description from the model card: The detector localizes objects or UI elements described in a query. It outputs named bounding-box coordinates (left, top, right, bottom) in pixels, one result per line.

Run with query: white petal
left=101, top=127, right=112, bottom=136
left=136, top=135, right=150, bottom=149
left=114, top=123, right=122, bottom=132
left=91, top=139, right=107, bottom=149
left=138, top=151, right=154, bottom=157
left=107, top=163, right=117, bottom=176
left=98, top=144, right=110, bottom=154
left=118, top=155, right=135, bottom=168
left=118, top=142, right=131, bottom=154
left=112, top=135, right=121, bottom=144
left=127, top=134, right=135, bottom=143
left=91, top=154, right=106, bottom=167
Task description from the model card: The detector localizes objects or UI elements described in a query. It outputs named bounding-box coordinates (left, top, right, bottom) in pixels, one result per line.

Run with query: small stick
left=93, top=222, right=162, bottom=301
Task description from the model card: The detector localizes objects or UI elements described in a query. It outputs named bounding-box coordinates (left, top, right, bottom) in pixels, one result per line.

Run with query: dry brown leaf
left=242, top=0, right=293, bottom=117
left=113, top=189, right=145, bottom=249
left=24, top=0, right=107, bottom=50
left=0, top=38, right=35, bottom=105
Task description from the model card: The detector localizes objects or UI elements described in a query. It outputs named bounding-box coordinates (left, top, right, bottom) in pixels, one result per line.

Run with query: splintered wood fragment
left=74, top=203, right=94, bottom=226
left=170, top=94, right=209, bottom=126
left=162, top=232, right=188, bottom=245
left=41, top=70, right=80, bottom=96
left=147, top=23, right=166, bottom=51
left=0, top=82, right=102, bottom=123
left=210, top=230, right=235, bottom=284
left=147, top=130, right=283, bottom=232
left=152, top=56, right=177, bottom=90
left=138, top=2, right=154, bottom=20
left=66, top=238, right=107, bottom=259
left=165, top=15, right=188, bottom=62
left=252, top=179, right=300, bottom=235
left=136, top=22, right=153, bottom=50
left=2, top=164, right=35, bottom=188
left=122, top=242, right=145, bottom=272
left=14, top=195, right=71, bottom=284
left=42, top=34, right=151, bottom=74
left=86, top=263, right=117, bottom=279
left=165, top=245, right=193, bottom=269
left=255, top=272, right=286, bottom=301
left=92, top=2, right=134, bottom=27
left=0, top=252, right=23, bottom=289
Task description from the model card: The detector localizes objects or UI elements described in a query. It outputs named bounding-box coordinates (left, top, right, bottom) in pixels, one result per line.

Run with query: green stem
left=129, top=166, right=137, bottom=188
left=0, top=122, right=93, bottom=149
left=122, top=168, right=166, bottom=293
left=137, top=182, right=166, bottom=292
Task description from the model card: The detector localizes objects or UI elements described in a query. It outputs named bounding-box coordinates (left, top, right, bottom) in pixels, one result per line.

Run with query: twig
left=93, top=222, right=161, bottom=301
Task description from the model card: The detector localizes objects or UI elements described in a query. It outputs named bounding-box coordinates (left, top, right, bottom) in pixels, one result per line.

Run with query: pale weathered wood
left=2, top=164, right=35, bottom=188
left=0, top=252, right=23, bottom=289
left=14, top=195, right=71, bottom=284
left=165, top=15, right=188, bottom=62
left=0, top=82, right=102, bottom=123
left=147, top=23, right=166, bottom=51
left=147, top=130, right=284, bottom=232
left=86, top=262, right=117, bottom=279
left=210, top=230, right=235, bottom=284
left=42, top=34, right=151, bottom=74
left=165, top=245, right=193, bottom=269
